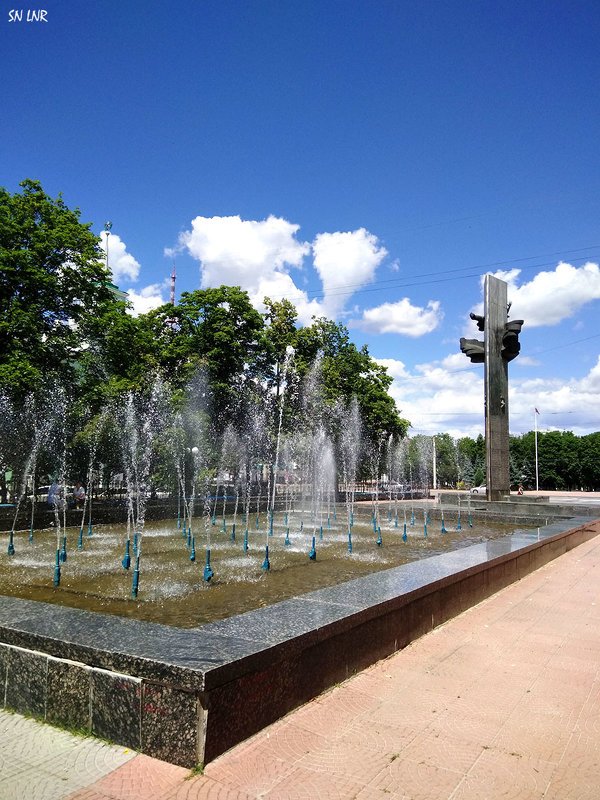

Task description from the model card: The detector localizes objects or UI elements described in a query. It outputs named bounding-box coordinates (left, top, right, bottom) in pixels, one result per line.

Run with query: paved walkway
left=1, top=525, right=599, bottom=800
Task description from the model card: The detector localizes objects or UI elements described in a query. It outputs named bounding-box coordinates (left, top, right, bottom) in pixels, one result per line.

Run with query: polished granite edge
left=0, top=515, right=596, bottom=690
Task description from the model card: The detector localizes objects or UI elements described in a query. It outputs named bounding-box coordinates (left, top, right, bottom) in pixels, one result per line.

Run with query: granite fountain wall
left=0, top=511, right=598, bottom=768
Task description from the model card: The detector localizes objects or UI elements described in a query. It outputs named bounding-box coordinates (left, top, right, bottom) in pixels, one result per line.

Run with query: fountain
left=0, top=365, right=597, bottom=768
left=0, top=358, right=522, bottom=621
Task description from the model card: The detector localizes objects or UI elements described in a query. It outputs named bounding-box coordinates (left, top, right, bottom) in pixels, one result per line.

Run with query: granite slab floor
left=2, top=524, right=599, bottom=800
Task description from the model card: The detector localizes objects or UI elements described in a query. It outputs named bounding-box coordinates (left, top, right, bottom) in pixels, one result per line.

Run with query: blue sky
left=3, top=0, right=600, bottom=438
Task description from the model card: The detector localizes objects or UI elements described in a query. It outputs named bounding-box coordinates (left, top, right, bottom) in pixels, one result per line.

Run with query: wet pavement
left=1, top=518, right=598, bottom=799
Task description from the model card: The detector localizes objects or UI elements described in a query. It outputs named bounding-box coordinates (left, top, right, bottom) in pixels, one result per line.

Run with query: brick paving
left=1, top=522, right=599, bottom=800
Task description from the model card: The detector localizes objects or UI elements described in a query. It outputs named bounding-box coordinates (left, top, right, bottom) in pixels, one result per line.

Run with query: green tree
left=0, top=180, right=115, bottom=397
left=143, top=286, right=266, bottom=428
left=77, top=302, right=162, bottom=410
left=580, top=432, right=600, bottom=490
left=293, top=317, right=409, bottom=443
left=433, top=433, right=459, bottom=488
left=261, top=297, right=298, bottom=397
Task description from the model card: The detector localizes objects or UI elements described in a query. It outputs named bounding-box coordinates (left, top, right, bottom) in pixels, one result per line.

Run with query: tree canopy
left=0, top=181, right=410, bottom=495
left=0, top=180, right=116, bottom=396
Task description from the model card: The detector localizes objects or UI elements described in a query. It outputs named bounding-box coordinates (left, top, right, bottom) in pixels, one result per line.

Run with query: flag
left=535, top=408, right=540, bottom=414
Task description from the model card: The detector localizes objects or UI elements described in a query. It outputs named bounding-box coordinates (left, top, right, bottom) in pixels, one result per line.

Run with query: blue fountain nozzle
left=261, top=545, right=270, bottom=571
left=54, top=549, right=61, bottom=586
left=132, top=563, right=140, bottom=597
left=204, top=549, right=214, bottom=581
left=309, top=536, right=316, bottom=560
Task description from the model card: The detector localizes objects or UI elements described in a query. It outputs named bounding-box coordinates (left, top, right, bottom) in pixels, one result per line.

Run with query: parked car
left=378, top=482, right=411, bottom=493
left=470, top=485, right=487, bottom=494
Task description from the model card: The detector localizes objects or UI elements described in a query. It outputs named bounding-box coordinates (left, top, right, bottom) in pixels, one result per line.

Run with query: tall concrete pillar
left=484, top=276, right=510, bottom=501
left=460, top=275, right=524, bottom=502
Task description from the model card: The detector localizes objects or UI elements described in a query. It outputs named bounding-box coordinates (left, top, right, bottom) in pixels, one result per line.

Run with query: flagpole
left=534, top=409, right=539, bottom=492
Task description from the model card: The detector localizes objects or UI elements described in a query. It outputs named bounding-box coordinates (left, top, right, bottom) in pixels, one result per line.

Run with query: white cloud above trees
left=312, top=228, right=387, bottom=318
left=172, top=214, right=392, bottom=325
left=351, top=298, right=442, bottom=336
left=467, top=262, right=600, bottom=328
left=126, top=284, right=166, bottom=315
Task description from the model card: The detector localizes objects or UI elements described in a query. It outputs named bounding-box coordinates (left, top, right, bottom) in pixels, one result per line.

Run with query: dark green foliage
left=0, top=180, right=115, bottom=397
left=509, top=430, right=600, bottom=491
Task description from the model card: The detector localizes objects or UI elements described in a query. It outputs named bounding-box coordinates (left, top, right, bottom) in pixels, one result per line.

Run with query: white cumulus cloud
left=351, top=298, right=442, bottom=336
left=176, top=214, right=309, bottom=288
left=126, top=284, right=166, bottom=316
left=172, top=215, right=393, bottom=325
left=172, top=214, right=319, bottom=320
left=99, top=231, right=141, bottom=284
left=374, top=348, right=600, bottom=439
left=468, top=262, right=600, bottom=328
left=312, top=228, right=387, bottom=318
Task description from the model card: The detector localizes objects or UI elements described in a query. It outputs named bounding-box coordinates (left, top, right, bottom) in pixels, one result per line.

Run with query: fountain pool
left=1, top=506, right=531, bottom=627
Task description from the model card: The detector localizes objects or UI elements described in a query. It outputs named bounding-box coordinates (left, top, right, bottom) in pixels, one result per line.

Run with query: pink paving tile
left=202, top=745, right=295, bottom=796
left=203, top=758, right=293, bottom=798
left=543, top=773, right=600, bottom=800
left=167, top=775, right=254, bottom=799
left=560, top=729, right=600, bottom=764
left=261, top=761, right=370, bottom=800
left=451, top=749, right=556, bottom=800
left=287, top=687, right=375, bottom=737
left=348, top=665, right=414, bottom=699
left=576, top=708, right=600, bottom=737
left=549, top=652, right=600, bottom=676
left=365, top=691, right=452, bottom=734
left=492, top=713, right=574, bottom=764
left=203, top=719, right=326, bottom=785
left=345, top=717, right=425, bottom=754
left=426, top=707, right=503, bottom=749
left=396, top=726, right=485, bottom=776
left=292, top=732, right=396, bottom=786
left=518, top=684, right=590, bottom=721
left=358, top=755, right=464, bottom=800
left=67, top=754, right=189, bottom=800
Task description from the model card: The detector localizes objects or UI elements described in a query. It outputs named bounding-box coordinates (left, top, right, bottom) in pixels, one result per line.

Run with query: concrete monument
left=460, top=275, right=523, bottom=501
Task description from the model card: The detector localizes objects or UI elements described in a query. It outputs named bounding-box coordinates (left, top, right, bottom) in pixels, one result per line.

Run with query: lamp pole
left=104, top=221, right=112, bottom=273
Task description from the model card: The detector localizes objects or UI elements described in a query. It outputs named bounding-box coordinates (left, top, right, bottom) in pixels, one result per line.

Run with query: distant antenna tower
left=170, top=265, right=176, bottom=306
